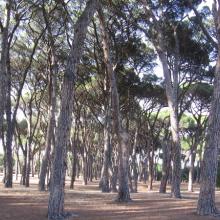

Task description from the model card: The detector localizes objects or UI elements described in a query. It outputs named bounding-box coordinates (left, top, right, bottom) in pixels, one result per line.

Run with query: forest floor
left=0, top=175, right=220, bottom=220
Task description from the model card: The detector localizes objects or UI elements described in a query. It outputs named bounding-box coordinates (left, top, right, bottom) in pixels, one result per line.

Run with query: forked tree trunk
left=157, top=49, right=181, bottom=198
left=39, top=50, right=57, bottom=191
left=47, top=1, right=98, bottom=219
left=141, top=1, right=181, bottom=198
left=98, top=7, right=131, bottom=202
left=39, top=5, right=57, bottom=191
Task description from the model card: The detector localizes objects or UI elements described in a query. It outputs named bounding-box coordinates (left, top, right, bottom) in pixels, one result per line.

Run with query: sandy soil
left=0, top=176, right=219, bottom=220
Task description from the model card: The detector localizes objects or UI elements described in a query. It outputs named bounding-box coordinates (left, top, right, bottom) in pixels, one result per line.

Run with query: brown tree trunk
left=157, top=48, right=181, bottom=198
left=70, top=114, right=80, bottom=189
left=197, top=2, right=220, bottom=215
left=98, top=7, right=131, bottom=202
left=188, top=149, right=196, bottom=192
left=5, top=65, right=13, bottom=188
left=140, top=1, right=181, bottom=198
left=1, top=0, right=13, bottom=188
left=47, top=1, right=98, bottom=218
left=197, top=20, right=220, bottom=218
left=39, top=51, right=57, bottom=191
left=39, top=5, right=57, bottom=191
left=159, top=141, right=171, bottom=193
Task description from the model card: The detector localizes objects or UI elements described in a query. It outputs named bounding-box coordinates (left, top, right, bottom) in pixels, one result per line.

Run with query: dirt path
left=0, top=177, right=219, bottom=220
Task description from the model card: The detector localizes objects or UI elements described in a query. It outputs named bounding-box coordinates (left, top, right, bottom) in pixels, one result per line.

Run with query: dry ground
left=0, top=176, right=219, bottom=220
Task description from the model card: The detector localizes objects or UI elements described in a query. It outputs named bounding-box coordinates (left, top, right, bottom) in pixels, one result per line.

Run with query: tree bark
left=39, top=48, right=57, bottom=191
left=197, top=1, right=220, bottom=215
left=131, top=128, right=138, bottom=193
left=47, top=1, right=98, bottom=219
left=5, top=62, right=13, bottom=188
left=157, top=48, right=181, bottom=198
left=159, top=141, right=171, bottom=193
left=70, top=137, right=78, bottom=189
left=98, top=6, right=131, bottom=202
left=1, top=0, right=12, bottom=188
left=99, top=101, right=112, bottom=192
left=39, top=4, right=57, bottom=191
left=140, top=3, right=182, bottom=198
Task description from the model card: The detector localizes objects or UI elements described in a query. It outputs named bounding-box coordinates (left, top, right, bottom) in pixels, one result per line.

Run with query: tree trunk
left=159, top=141, right=171, bottom=193
left=39, top=52, right=57, bottom=191
left=131, top=128, right=138, bottom=193
left=31, top=156, right=35, bottom=177
left=197, top=33, right=220, bottom=217
left=70, top=139, right=77, bottom=189
left=25, top=143, right=31, bottom=187
left=99, top=105, right=112, bottom=192
left=82, top=150, right=88, bottom=185
left=5, top=79, right=13, bottom=187
left=197, top=2, right=220, bottom=215
left=117, top=132, right=130, bottom=201
left=157, top=49, right=181, bottom=198
left=98, top=7, right=131, bottom=202
left=148, top=147, right=154, bottom=191
left=47, top=1, right=98, bottom=219
left=188, top=150, right=196, bottom=192
left=1, top=0, right=13, bottom=188
left=39, top=5, right=57, bottom=191
left=21, top=148, right=27, bottom=186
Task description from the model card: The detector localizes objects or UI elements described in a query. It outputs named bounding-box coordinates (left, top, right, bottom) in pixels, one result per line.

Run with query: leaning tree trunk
left=98, top=7, right=131, bottom=202
left=39, top=5, right=57, bottom=191
left=157, top=47, right=181, bottom=198
left=39, top=50, right=57, bottom=191
left=47, top=1, right=98, bottom=219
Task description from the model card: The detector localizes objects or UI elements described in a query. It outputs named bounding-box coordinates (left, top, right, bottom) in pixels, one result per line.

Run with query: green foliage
left=0, top=154, right=4, bottom=167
